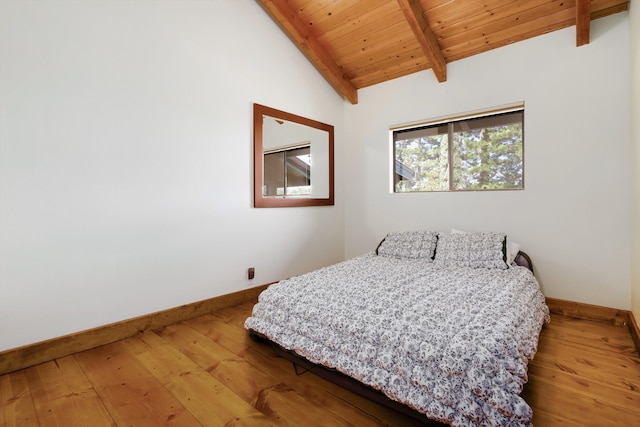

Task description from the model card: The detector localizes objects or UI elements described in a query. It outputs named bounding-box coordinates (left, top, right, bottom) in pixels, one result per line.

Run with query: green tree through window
left=393, top=109, right=523, bottom=192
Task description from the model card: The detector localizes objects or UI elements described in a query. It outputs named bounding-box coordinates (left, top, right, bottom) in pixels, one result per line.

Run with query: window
left=263, top=145, right=311, bottom=196
left=392, top=106, right=524, bottom=192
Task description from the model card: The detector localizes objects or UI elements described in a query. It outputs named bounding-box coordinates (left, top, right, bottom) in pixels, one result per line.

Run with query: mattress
left=245, top=252, right=550, bottom=427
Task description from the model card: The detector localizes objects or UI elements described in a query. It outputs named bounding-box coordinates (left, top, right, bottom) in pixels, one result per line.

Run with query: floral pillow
left=434, top=232, right=508, bottom=269
left=376, top=230, right=439, bottom=261
left=452, top=228, right=520, bottom=266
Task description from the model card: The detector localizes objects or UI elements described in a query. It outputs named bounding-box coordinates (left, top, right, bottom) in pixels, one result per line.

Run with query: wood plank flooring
left=1, top=301, right=639, bottom=426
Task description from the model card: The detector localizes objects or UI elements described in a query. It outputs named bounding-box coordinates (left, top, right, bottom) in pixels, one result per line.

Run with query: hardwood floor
left=1, top=302, right=639, bottom=427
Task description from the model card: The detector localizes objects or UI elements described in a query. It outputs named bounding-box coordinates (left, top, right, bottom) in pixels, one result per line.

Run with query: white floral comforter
left=244, top=253, right=550, bottom=427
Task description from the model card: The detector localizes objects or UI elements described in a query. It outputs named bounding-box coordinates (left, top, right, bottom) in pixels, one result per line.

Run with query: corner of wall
left=631, top=0, right=640, bottom=322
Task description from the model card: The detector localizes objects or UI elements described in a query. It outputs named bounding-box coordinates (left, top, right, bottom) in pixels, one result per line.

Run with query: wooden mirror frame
left=253, top=103, right=335, bottom=208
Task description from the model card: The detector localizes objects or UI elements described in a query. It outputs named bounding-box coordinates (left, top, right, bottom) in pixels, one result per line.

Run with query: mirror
left=253, top=103, right=334, bottom=208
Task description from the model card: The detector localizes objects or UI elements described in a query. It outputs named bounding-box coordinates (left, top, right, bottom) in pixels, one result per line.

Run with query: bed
left=244, top=231, right=549, bottom=427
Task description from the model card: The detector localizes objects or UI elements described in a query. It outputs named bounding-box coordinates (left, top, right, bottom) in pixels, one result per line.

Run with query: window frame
left=263, top=144, right=312, bottom=197
left=390, top=103, right=525, bottom=193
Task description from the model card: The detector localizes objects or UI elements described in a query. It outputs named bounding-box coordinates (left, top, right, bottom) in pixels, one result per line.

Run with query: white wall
left=344, top=14, right=631, bottom=310
left=631, top=1, right=640, bottom=321
left=0, top=0, right=345, bottom=351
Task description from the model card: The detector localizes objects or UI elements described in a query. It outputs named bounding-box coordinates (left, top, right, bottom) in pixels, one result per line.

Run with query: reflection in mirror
left=254, top=104, right=334, bottom=208
left=263, top=144, right=311, bottom=196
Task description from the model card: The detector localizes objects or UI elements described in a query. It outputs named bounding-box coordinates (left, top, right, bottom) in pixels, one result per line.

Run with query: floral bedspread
left=244, top=253, right=550, bottom=427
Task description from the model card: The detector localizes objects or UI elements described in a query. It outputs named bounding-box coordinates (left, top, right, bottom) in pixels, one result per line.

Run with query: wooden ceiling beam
left=576, top=0, right=591, bottom=46
left=397, top=0, right=447, bottom=83
left=256, top=0, right=359, bottom=104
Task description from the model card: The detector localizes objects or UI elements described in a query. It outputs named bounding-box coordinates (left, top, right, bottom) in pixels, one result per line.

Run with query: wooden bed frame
left=248, top=251, right=536, bottom=426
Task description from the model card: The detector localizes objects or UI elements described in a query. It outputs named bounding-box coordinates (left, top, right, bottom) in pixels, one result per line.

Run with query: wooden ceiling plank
left=329, top=22, right=417, bottom=63
left=438, top=1, right=572, bottom=49
left=443, top=9, right=577, bottom=63
left=592, top=3, right=629, bottom=19
left=316, top=1, right=403, bottom=44
left=257, top=0, right=358, bottom=104
left=305, top=0, right=391, bottom=33
left=344, top=44, right=427, bottom=72
left=345, top=46, right=429, bottom=80
left=397, top=0, right=447, bottom=82
left=419, top=0, right=453, bottom=14
left=439, top=5, right=576, bottom=54
left=576, top=0, right=591, bottom=46
left=351, top=55, right=430, bottom=88
left=425, top=0, right=526, bottom=31
left=319, top=12, right=407, bottom=51
left=416, top=0, right=621, bottom=42
left=289, top=0, right=339, bottom=20
left=433, top=0, right=552, bottom=40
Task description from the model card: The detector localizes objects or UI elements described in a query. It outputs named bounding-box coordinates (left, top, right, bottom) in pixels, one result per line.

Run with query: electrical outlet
left=248, top=267, right=255, bottom=280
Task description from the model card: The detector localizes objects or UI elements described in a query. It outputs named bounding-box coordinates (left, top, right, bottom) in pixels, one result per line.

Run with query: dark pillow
left=376, top=231, right=439, bottom=261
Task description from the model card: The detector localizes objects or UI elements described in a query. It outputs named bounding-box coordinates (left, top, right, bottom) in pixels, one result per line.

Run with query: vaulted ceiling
left=257, top=0, right=630, bottom=104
